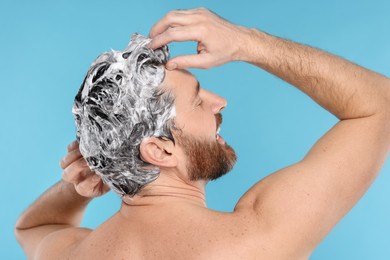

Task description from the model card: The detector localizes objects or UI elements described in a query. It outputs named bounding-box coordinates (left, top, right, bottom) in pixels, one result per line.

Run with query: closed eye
left=192, top=99, right=203, bottom=112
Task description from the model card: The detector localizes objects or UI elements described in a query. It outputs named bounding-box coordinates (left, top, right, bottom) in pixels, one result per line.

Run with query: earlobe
left=140, top=137, right=177, bottom=167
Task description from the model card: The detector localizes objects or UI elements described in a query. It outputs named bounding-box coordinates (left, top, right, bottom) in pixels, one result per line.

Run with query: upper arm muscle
left=16, top=225, right=91, bottom=259
left=35, top=227, right=91, bottom=259
left=236, top=114, right=389, bottom=256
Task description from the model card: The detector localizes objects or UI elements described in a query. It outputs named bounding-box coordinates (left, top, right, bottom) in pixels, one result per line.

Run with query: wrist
left=236, top=28, right=269, bottom=64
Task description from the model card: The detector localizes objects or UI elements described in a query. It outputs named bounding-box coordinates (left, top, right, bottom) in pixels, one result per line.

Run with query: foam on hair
left=72, top=33, right=175, bottom=198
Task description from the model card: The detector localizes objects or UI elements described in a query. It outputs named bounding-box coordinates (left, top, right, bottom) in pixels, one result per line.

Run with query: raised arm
left=234, top=29, right=390, bottom=256
left=150, top=8, right=390, bottom=258
left=15, top=141, right=108, bottom=259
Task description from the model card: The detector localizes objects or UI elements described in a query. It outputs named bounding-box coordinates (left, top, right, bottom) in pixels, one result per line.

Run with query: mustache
left=215, top=113, right=222, bottom=130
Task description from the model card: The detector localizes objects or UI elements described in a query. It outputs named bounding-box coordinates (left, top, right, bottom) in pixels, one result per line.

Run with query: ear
left=139, top=137, right=177, bottom=167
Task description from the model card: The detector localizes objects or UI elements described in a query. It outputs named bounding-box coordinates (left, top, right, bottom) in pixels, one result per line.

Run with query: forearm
left=243, top=29, right=390, bottom=119
left=15, top=180, right=92, bottom=230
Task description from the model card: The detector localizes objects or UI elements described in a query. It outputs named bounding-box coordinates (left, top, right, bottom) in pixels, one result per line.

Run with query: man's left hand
left=60, top=140, right=110, bottom=198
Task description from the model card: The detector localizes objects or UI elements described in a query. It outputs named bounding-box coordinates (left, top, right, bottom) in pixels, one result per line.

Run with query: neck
left=120, top=170, right=207, bottom=210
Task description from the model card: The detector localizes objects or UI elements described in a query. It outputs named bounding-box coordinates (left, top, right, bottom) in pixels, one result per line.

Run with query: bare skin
left=15, top=8, right=390, bottom=260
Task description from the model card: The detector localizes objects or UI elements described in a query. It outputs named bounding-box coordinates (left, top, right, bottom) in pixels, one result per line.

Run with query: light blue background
left=1, top=0, right=389, bottom=259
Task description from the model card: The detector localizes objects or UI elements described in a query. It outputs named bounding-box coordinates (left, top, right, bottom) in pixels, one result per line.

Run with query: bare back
left=63, top=203, right=302, bottom=260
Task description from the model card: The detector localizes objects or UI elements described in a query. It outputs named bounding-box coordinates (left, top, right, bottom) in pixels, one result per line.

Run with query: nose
left=201, top=89, right=227, bottom=114
left=214, top=95, right=227, bottom=114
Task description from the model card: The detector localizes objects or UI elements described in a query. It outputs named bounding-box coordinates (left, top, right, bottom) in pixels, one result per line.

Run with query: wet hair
left=72, top=33, right=176, bottom=198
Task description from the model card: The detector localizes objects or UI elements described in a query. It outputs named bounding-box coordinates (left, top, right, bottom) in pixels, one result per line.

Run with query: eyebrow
left=192, top=81, right=200, bottom=104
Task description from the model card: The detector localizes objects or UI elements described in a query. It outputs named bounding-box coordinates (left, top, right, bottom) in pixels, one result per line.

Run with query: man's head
left=73, top=34, right=236, bottom=198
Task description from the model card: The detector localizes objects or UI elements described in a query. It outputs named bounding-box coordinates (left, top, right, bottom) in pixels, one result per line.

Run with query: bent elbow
left=14, top=217, right=30, bottom=251
left=382, top=76, right=390, bottom=112
left=14, top=225, right=26, bottom=248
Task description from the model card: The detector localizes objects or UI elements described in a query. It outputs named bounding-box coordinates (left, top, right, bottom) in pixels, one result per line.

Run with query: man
left=15, top=8, right=390, bottom=259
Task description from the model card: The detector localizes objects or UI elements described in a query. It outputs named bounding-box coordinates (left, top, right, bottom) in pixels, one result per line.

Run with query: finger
left=99, top=180, right=111, bottom=194
left=149, top=25, right=202, bottom=49
left=149, top=10, right=197, bottom=38
left=62, top=157, right=90, bottom=183
left=67, top=140, right=79, bottom=152
left=93, top=178, right=110, bottom=197
left=75, top=174, right=102, bottom=197
left=167, top=53, right=214, bottom=70
left=60, top=148, right=83, bottom=169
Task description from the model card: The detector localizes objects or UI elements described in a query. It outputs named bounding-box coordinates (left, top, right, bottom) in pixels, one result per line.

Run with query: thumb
left=166, top=54, right=214, bottom=70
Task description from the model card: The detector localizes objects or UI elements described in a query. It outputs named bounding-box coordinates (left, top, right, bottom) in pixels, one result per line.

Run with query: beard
left=176, top=133, right=237, bottom=181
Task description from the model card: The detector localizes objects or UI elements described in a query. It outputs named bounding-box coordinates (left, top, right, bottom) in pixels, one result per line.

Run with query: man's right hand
left=60, top=140, right=110, bottom=198
left=149, top=8, right=253, bottom=70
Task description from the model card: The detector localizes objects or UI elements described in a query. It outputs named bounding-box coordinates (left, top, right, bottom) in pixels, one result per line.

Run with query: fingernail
left=92, top=175, right=100, bottom=181
left=166, top=62, right=177, bottom=70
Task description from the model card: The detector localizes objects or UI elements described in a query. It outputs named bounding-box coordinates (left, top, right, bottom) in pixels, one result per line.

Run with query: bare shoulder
left=176, top=206, right=308, bottom=259
left=234, top=115, right=390, bottom=257
left=34, top=226, right=92, bottom=260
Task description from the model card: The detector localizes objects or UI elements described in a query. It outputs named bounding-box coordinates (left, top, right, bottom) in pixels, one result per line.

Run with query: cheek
left=188, top=112, right=215, bottom=137
left=176, top=111, right=215, bottom=138
left=173, top=94, right=216, bottom=137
